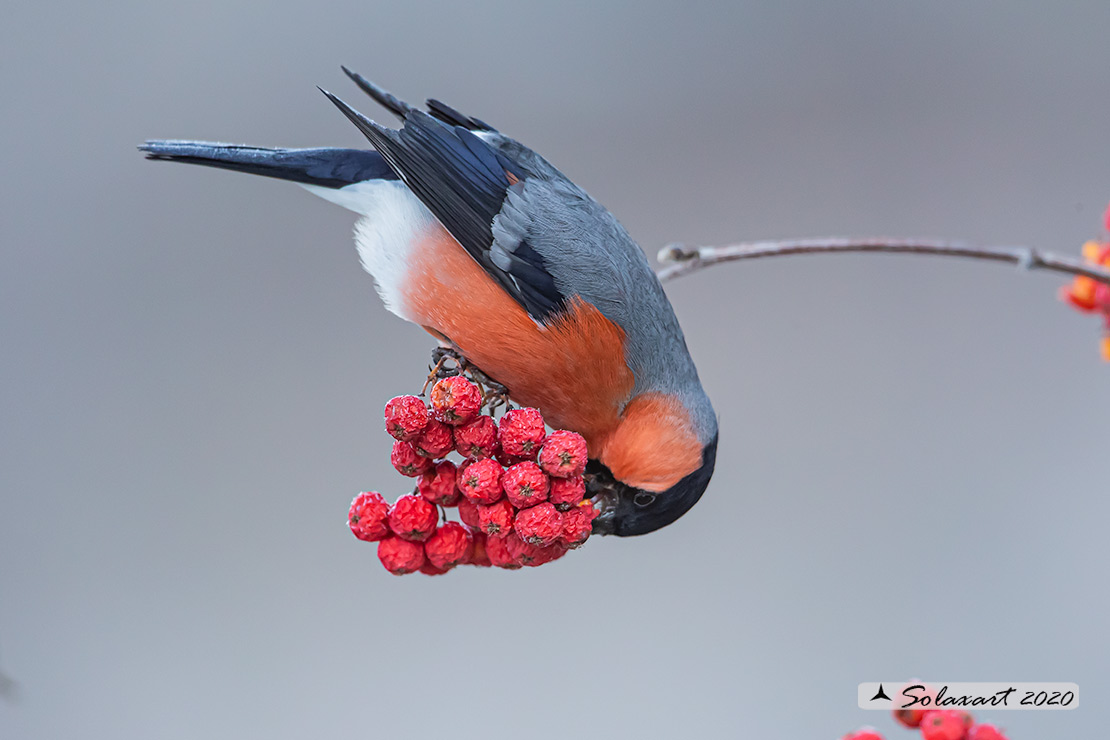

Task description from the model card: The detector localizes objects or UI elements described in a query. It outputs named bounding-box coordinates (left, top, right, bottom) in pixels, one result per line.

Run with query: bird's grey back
left=484, top=133, right=717, bottom=440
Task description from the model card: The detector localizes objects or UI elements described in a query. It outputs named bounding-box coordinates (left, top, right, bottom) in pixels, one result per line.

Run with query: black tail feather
left=139, top=140, right=396, bottom=188
left=341, top=66, right=414, bottom=121
left=340, top=67, right=496, bottom=132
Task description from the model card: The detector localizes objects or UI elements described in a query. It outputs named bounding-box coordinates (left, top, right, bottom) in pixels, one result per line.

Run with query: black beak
left=584, top=460, right=622, bottom=535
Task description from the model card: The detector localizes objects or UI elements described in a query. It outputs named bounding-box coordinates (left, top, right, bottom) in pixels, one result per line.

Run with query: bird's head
left=585, top=392, right=718, bottom=536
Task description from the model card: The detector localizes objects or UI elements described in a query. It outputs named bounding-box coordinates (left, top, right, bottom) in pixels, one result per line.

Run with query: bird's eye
left=633, top=492, right=656, bottom=508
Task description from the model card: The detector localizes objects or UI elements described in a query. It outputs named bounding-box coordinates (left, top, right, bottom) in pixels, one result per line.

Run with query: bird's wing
left=322, top=91, right=569, bottom=321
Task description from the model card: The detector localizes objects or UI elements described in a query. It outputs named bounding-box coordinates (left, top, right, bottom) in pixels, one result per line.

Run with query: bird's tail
left=139, top=140, right=397, bottom=189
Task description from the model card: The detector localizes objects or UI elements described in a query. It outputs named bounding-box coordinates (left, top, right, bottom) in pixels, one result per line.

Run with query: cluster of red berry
left=844, top=686, right=1009, bottom=740
left=347, top=375, right=598, bottom=575
left=1060, top=202, right=1110, bottom=360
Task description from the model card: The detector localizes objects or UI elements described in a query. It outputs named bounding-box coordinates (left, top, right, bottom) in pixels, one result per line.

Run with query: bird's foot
left=422, top=346, right=467, bottom=395
left=422, top=346, right=513, bottom=413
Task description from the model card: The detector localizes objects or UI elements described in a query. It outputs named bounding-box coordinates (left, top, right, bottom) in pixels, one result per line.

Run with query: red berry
left=967, top=725, right=1007, bottom=740
left=538, top=430, right=588, bottom=478
left=920, top=711, right=969, bottom=740
left=429, top=376, right=482, bottom=426
left=453, top=415, right=500, bottom=459
left=894, top=683, right=937, bottom=728
left=477, top=499, right=515, bottom=537
left=419, top=561, right=450, bottom=576
left=417, top=460, right=460, bottom=506
left=559, top=505, right=594, bottom=547
left=513, top=502, right=563, bottom=547
left=548, top=475, right=586, bottom=509
left=498, top=407, right=546, bottom=457
left=424, top=522, right=473, bottom=570
left=466, top=530, right=492, bottom=567
left=505, top=531, right=564, bottom=567
left=377, top=536, right=425, bottom=575
left=383, top=395, right=429, bottom=442
left=348, top=491, right=391, bottom=542
left=502, top=461, right=550, bottom=509
left=485, top=531, right=522, bottom=569
left=387, top=494, right=439, bottom=542
left=391, top=440, right=434, bottom=477
left=456, top=458, right=504, bottom=505
left=457, top=497, right=481, bottom=529
left=412, top=419, right=454, bottom=459
left=841, top=730, right=884, bottom=740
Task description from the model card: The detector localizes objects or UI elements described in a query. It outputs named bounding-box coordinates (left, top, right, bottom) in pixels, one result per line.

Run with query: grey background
left=2, top=1, right=1107, bottom=738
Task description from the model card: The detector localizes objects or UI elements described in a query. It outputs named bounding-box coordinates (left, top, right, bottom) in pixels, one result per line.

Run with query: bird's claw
left=422, top=346, right=513, bottom=413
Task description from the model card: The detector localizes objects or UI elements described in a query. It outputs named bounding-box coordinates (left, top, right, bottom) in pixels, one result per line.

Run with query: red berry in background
left=348, top=491, right=391, bottom=542
left=513, top=502, right=563, bottom=547
left=453, top=415, right=500, bottom=460
left=477, top=499, right=515, bottom=537
left=498, top=407, right=546, bottom=457
left=502, top=461, right=550, bottom=509
left=429, top=376, right=482, bottom=426
left=967, top=725, right=1008, bottom=740
left=920, top=711, right=969, bottom=740
left=412, top=419, right=454, bottom=459
left=387, top=494, right=439, bottom=542
left=417, top=460, right=460, bottom=506
left=457, top=497, right=481, bottom=529
left=505, top=531, right=564, bottom=567
left=559, top=505, right=594, bottom=548
left=377, top=536, right=425, bottom=575
left=383, top=395, right=429, bottom=442
left=548, top=475, right=586, bottom=510
left=893, top=682, right=936, bottom=728
left=419, top=561, right=450, bottom=576
left=485, top=531, right=522, bottom=569
left=391, top=440, right=434, bottom=477
left=841, top=730, right=884, bottom=740
left=538, top=430, right=588, bottom=478
left=466, top=530, right=492, bottom=567
left=457, top=458, right=504, bottom=505
left=424, top=522, right=473, bottom=570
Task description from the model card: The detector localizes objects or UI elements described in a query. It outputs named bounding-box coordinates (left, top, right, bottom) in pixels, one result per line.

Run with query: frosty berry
left=348, top=491, right=391, bottom=542
left=387, top=494, right=439, bottom=542
left=429, top=376, right=482, bottom=425
left=412, top=419, right=454, bottom=459
left=424, top=522, right=473, bottom=570
left=391, top=440, right=434, bottom=477
left=378, top=536, right=425, bottom=575
left=513, top=502, right=563, bottom=547
left=538, top=430, right=588, bottom=478
left=501, top=461, right=549, bottom=509
left=497, top=407, right=546, bottom=457
left=477, top=498, right=515, bottom=537
left=417, top=460, right=460, bottom=506
left=383, top=395, right=428, bottom=442
left=457, top=458, right=504, bottom=505
left=453, top=415, right=499, bottom=460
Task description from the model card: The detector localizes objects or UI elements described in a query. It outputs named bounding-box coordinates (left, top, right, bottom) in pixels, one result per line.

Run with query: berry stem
left=656, top=238, right=1110, bottom=285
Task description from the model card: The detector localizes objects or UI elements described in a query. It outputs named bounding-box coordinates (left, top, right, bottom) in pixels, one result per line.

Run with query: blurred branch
left=656, top=238, right=1110, bottom=285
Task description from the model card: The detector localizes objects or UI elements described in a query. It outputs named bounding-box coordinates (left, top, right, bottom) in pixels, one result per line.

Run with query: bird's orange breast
left=402, top=225, right=635, bottom=447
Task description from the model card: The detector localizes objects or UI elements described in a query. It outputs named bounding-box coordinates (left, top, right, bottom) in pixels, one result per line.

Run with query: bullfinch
left=141, top=68, right=718, bottom=536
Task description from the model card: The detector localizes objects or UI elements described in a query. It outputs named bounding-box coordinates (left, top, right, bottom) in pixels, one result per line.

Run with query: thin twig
left=655, top=238, right=1110, bottom=285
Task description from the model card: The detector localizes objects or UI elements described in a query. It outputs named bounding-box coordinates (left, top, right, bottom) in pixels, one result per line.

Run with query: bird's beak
left=584, top=469, right=621, bottom=535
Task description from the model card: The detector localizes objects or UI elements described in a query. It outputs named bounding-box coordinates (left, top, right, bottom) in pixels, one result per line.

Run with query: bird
left=140, top=67, right=718, bottom=536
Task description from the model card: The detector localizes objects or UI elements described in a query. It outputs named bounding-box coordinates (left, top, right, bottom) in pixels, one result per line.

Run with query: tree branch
left=655, top=238, right=1110, bottom=285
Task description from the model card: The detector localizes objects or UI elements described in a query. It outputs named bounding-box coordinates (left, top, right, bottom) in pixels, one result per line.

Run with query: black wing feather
left=319, top=90, right=566, bottom=321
